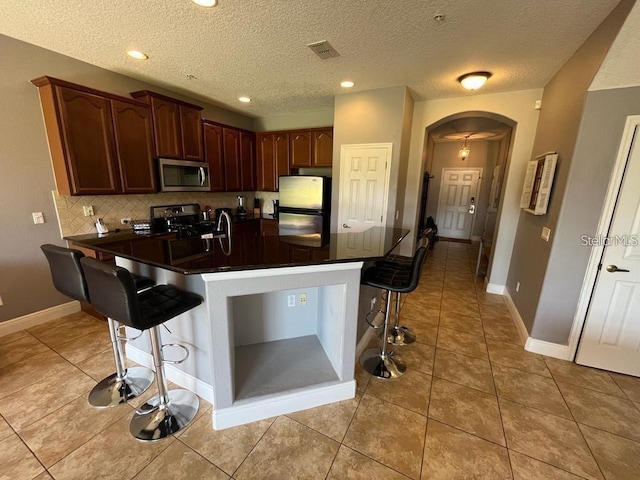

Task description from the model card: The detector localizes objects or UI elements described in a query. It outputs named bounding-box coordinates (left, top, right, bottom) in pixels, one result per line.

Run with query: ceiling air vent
left=307, top=40, right=340, bottom=59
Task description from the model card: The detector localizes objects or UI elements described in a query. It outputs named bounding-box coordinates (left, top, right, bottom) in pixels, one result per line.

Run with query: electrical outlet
left=0, top=294, right=3, bottom=306
left=371, top=296, right=377, bottom=310
left=516, top=281, right=521, bottom=293
left=32, top=212, right=45, bottom=224
left=541, top=227, right=551, bottom=242
left=287, top=294, right=296, bottom=307
left=121, top=218, right=132, bottom=225
left=299, top=293, right=307, bottom=306
left=83, top=206, right=94, bottom=216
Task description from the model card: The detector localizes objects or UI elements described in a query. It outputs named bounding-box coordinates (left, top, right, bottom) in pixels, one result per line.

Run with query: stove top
left=150, top=203, right=217, bottom=238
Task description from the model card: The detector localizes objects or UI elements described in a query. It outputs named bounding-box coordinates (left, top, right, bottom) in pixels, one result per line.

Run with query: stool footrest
left=161, top=343, right=190, bottom=365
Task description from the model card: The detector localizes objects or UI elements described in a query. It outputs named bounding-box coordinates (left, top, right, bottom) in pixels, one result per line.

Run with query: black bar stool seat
left=41, top=244, right=155, bottom=408
left=80, top=257, right=203, bottom=441
left=360, top=244, right=428, bottom=379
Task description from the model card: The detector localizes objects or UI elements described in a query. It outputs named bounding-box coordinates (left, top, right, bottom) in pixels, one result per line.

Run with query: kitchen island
left=67, top=226, right=408, bottom=429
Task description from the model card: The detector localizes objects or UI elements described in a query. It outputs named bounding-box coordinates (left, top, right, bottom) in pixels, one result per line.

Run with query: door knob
left=606, top=265, right=630, bottom=273
left=469, top=205, right=476, bottom=214
left=342, top=224, right=351, bottom=229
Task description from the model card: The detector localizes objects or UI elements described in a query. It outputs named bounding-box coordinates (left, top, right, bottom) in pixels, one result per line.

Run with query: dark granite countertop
left=65, top=227, right=409, bottom=275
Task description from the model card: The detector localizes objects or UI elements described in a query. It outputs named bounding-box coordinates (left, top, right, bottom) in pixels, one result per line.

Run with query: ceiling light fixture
left=191, top=0, right=218, bottom=7
left=127, top=50, right=148, bottom=60
left=238, top=96, right=251, bottom=103
left=459, top=136, right=471, bottom=160
left=340, top=80, right=355, bottom=88
left=457, top=71, right=492, bottom=91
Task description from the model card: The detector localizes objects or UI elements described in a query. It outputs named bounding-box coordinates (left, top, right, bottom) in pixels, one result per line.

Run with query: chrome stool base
left=88, top=366, right=154, bottom=408
left=359, top=347, right=406, bottom=379
left=387, top=326, right=416, bottom=346
left=130, top=389, right=199, bottom=441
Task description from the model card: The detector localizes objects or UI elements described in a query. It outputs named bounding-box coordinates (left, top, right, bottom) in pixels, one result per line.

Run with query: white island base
left=123, top=260, right=363, bottom=430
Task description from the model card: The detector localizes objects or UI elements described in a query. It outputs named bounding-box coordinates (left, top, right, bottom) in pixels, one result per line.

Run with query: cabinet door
left=260, top=219, right=279, bottom=236
left=149, top=96, right=181, bottom=158
left=312, top=128, right=333, bottom=166
left=240, top=131, right=256, bottom=191
left=275, top=133, right=290, bottom=190
left=204, top=123, right=225, bottom=192
left=290, top=131, right=312, bottom=167
left=180, top=106, right=203, bottom=161
left=111, top=100, right=156, bottom=193
left=257, top=133, right=276, bottom=191
left=56, top=86, right=120, bottom=195
left=223, top=127, right=241, bottom=191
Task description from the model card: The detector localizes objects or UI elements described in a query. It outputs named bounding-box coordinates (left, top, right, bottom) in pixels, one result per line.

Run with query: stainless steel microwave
left=158, top=158, right=210, bottom=192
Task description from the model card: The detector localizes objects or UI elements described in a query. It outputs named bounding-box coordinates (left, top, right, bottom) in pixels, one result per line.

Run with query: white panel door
left=338, top=143, right=392, bottom=232
left=577, top=126, right=640, bottom=376
left=436, top=168, right=482, bottom=239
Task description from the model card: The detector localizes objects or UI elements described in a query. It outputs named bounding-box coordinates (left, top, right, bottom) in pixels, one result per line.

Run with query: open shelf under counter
left=234, top=335, right=340, bottom=401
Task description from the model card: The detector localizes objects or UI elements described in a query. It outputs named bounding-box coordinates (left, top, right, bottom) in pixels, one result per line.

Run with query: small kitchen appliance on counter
left=236, top=195, right=247, bottom=220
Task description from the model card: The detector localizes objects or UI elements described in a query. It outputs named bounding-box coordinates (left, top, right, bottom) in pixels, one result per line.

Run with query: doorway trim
left=567, top=115, right=640, bottom=360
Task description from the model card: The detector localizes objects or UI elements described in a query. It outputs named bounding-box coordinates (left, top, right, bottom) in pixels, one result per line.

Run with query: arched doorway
left=419, top=112, right=516, bottom=279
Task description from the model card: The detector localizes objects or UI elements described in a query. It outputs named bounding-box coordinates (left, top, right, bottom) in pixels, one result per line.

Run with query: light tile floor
left=2, top=241, right=640, bottom=479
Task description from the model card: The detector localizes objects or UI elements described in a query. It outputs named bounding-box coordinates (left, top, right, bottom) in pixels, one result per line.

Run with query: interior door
left=436, top=168, right=482, bottom=239
left=576, top=126, right=640, bottom=376
left=338, top=143, right=392, bottom=232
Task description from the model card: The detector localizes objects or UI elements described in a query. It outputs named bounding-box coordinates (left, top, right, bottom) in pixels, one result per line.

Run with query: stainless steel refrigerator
left=278, top=176, right=331, bottom=236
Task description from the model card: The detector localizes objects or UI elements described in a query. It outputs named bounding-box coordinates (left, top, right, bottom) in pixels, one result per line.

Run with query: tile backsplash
left=53, top=191, right=279, bottom=237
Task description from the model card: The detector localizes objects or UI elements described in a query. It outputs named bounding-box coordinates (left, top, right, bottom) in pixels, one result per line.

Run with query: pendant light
left=459, top=137, right=470, bottom=160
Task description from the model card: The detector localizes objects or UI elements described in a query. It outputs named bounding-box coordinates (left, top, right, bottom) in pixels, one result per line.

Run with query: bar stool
left=376, top=238, right=430, bottom=346
left=80, top=257, right=203, bottom=441
left=359, top=244, right=428, bottom=379
left=41, top=244, right=155, bottom=407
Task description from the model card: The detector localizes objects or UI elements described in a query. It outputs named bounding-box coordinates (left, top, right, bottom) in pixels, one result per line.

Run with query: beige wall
left=506, top=0, right=633, bottom=343
left=405, top=89, right=543, bottom=284
left=0, top=33, right=254, bottom=322
left=253, top=110, right=334, bottom=132
left=331, top=86, right=413, bottom=234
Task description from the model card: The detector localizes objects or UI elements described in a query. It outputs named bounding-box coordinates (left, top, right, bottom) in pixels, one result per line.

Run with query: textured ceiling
left=0, top=0, right=620, bottom=118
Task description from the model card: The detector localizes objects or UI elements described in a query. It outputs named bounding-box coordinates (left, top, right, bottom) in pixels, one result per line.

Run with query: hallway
left=1, top=241, right=639, bottom=479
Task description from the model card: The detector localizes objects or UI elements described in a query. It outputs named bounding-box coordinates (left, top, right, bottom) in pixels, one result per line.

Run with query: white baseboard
left=213, top=380, right=356, bottom=430
left=502, top=289, right=570, bottom=360
left=355, top=322, right=380, bottom=358
left=486, top=283, right=505, bottom=295
left=126, top=345, right=214, bottom=404
left=0, top=301, right=80, bottom=337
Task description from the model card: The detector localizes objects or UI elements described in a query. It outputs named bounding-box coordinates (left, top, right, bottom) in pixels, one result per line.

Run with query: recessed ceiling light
left=127, top=50, right=148, bottom=60
left=238, top=96, right=251, bottom=103
left=192, top=0, right=218, bottom=6
left=457, top=72, right=492, bottom=91
left=340, top=80, right=355, bottom=88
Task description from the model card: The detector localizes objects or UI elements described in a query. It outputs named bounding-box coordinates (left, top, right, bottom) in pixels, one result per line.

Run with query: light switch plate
left=541, top=227, right=551, bottom=242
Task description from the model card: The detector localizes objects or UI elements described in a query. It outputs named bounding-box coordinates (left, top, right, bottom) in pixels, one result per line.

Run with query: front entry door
left=436, top=168, right=482, bottom=239
left=576, top=123, right=640, bottom=376
left=338, top=143, right=392, bottom=232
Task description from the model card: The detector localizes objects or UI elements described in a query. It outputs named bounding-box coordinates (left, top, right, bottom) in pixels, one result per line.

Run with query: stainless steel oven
left=158, top=158, right=210, bottom=192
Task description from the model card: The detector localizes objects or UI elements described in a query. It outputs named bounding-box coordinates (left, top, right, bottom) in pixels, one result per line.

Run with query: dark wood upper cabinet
left=240, top=131, right=256, bottom=191
left=312, top=128, right=333, bottom=167
left=290, top=131, right=312, bottom=168
left=275, top=133, right=290, bottom=190
left=204, top=122, right=225, bottom=192
left=180, top=105, right=204, bottom=161
left=223, top=127, right=241, bottom=191
left=130, top=90, right=204, bottom=161
left=111, top=100, right=156, bottom=193
left=32, top=76, right=157, bottom=195
left=256, top=132, right=289, bottom=192
left=257, top=133, right=276, bottom=191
